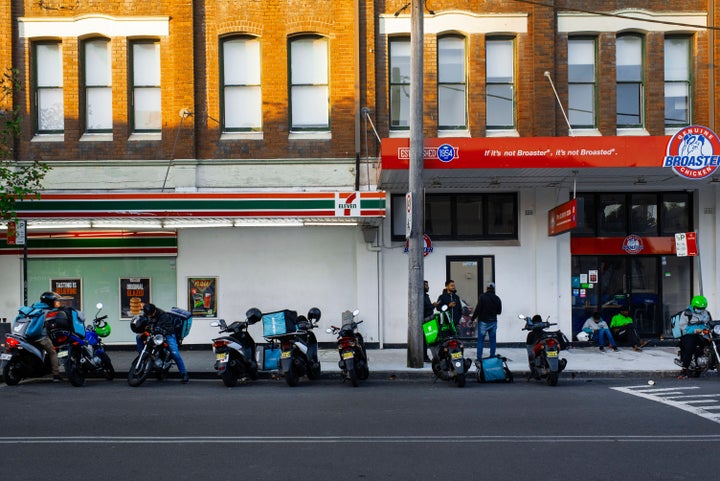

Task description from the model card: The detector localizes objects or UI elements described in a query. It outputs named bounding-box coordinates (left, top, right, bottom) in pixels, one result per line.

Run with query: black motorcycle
left=265, top=308, right=322, bottom=387
left=674, top=320, right=720, bottom=377
left=210, top=308, right=261, bottom=387
left=520, top=314, right=568, bottom=386
left=426, top=306, right=471, bottom=387
left=127, top=315, right=174, bottom=387
left=327, top=309, right=369, bottom=387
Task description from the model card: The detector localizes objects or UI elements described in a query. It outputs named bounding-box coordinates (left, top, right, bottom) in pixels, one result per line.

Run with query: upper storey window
left=83, top=38, right=112, bottom=133
left=222, top=36, right=262, bottom=132
left=616, top=34, right=644, bottom=128
left=130, top=40, right=161, bottom=132
left=289, top=36, right=329, bottom=131
left=389, top=37, right=410, bottom=130
left=567, top=37, right=597, bottom=128
left=34, top=42, right=64, bottom=134
left=486, top=38, right=515, bottom=130
left=664, top=36, right=691, bottom=128
left=437, top=35, right=467, bottom=130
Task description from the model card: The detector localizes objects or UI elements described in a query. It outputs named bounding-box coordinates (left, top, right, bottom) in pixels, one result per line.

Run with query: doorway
left=445, top=256, right=495, bottom=339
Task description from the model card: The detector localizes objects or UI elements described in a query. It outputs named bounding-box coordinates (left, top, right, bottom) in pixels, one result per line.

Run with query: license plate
left=0, top=353, right=11, bottom=361
left=57, top=350, right=69, bottom=359
left=451, top=351, right=463, bottom=359
left=342, top=351, right=354, bottom=360
left=547, top=350, right=558, bottom=358
left=281, top=351, right=291, bottom=359
left=216, top=353, right=228, bottom=362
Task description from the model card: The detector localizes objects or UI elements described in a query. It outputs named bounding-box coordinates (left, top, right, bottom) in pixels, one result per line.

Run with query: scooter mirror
left=96, top=302, right=103, bottom=310
left=352, top=309, right=360, bottom=316
left=518, top=314, right=525, bottom=320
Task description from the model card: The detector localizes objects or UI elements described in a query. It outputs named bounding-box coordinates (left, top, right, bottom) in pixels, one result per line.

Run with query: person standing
left=138, top=303, right=190, bottom=383
left=471, top=282, right=502, bottom=360
left=422, top=280, right=437, bottom=362
left=678, top=295, right=712, bottom=380
left=436, top=280, right=462, bottom=327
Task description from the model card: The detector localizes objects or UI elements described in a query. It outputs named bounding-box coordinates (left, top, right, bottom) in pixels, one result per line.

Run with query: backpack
left=13, top=303, right=47, bottom=339
left=169, top=307, right=193, bottom=340
left=477, top=355, right=513, bottom=383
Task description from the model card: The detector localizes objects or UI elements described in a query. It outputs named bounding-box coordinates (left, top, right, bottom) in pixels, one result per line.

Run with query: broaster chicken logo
left=664, top=126, right=720, bottom=180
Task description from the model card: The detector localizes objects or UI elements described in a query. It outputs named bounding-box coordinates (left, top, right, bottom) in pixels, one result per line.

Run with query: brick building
left=1, top=1, right=719, bottom=347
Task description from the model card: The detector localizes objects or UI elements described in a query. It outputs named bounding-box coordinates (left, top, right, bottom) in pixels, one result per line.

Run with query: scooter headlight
left=713, top=325, right=720, bottom=336
left=152, top=334, right=165, bottom=345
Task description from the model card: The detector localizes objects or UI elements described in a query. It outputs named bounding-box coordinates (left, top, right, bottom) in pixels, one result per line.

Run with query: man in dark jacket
left=436, top=280, right=462, bottom=327
left=471, top=282, right=502, bottom=360
left=137, top=303, right=189, bottom=383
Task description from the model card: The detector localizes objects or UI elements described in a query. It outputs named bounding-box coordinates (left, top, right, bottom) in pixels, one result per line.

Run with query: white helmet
left=576, top=331, right=590, bottom=342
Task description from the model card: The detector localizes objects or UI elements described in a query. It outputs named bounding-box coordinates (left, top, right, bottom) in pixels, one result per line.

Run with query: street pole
left=407, top=0, right=424, bottom=368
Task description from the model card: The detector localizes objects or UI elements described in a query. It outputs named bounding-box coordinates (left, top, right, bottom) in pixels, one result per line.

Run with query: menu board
left=51, top=278, right=82, bottom=311
left=120, top=278, right=151, bottom=319
left=187, top=277, right=217, bottom=318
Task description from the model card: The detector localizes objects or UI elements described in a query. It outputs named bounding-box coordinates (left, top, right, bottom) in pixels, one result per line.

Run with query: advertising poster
left=120, top=278, right=151, bottom=319
left=188, top=277, right=217, bottom=318
left=51, top=278, right=82, bottom=311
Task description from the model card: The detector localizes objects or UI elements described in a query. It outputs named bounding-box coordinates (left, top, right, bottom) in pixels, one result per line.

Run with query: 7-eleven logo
left=335, top=192, right=360, bottom=217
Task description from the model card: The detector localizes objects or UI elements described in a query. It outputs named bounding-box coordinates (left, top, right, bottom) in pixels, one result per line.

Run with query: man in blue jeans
left=471, top=282, right=502, bottom=360
left=137, top=303, right=189, bottom=383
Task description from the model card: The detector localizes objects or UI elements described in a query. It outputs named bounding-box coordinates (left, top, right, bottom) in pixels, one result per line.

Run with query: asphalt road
left=2, top=376, right=720, bottom=480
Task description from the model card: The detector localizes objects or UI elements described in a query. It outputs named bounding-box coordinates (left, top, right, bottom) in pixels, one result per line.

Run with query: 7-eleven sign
left=335, top=192, right=360, bottom=217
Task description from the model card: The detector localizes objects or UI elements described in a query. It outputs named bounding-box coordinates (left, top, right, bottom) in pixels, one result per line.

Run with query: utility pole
left=407, top=0, right=424, bottom=368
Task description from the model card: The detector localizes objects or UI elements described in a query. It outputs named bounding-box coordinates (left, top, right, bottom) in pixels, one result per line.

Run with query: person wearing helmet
left=581, top=312, right=618, bottom=352
left=136, top=303, right=189, bottom=383
left=678, top=295, right=713, bottom=380
left=36, top=291, right=63, bottom=382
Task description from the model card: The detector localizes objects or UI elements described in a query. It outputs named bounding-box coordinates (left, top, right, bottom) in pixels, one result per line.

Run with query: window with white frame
left=389, top=37, right=410, bottom=130
left=616, top=34, right=644, bottom=128
left=486, top=38, right=515, bottom=129
left=289, top=36, right=329, bottom=131
left=664, top=36, right=691, bottom=128
left=438, top=35, right=467, bottom=130
left=83, top=38, right=112, bottom=133
left=34, top=42, right=64, bottom=134
left=568, top=37, right=596, bottom=128
left=222, top=36, right=262, bottom=132
left=130, top=40, right=161, bottom=132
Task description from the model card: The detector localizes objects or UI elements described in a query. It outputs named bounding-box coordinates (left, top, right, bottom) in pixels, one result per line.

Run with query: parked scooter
left=2, top=306, right=55, bottom=385
left=127, top=315, right=174, bottom=387
left=327, top=309, right=369, bottom=387
left=674, top=319, right=720, bottom=377
left=50, top=303, right=114, bottom=387
left=427, top=306, right=472, bottom=387
left=210, top=308, right=262, bottom=387
left=266, top=308, right=322, bottom=387
left=520, top=314, right=568, bottom=386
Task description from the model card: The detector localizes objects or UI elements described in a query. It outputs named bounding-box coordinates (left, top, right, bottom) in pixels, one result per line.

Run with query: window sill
left=616, top=128, right=649, bottom=136
left=388, top=130, right=409, bottom=138
left=128, top=132, right=161, bottom=142
left=31, top=134, right=64, bottom=142
left=221, top=132, right=264, bottom=141
left=288, top=131, right=331, bottom=140
left=80, top=133, right=113, bottom=142
left=438, top=129, right=470, bottom=138
left=485, top=129, right=519, bottom=138
left=569, top=129, right=601, bottom=137
left=665, top=127, right=687, bottom=136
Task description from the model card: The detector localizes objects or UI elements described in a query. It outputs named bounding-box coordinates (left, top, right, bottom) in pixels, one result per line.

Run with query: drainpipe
left=354, top=0, right=361, bottom=191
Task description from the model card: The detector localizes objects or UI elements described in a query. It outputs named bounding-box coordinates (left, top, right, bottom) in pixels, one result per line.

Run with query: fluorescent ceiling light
left=92, top=221, right=163, bottom=229
left=165, top=221, right=233, bottom=228
left=234, top=220, right=303, bottom=227
left=303, top=222, right=358, bottom=226
left=27, top=221, right=92, bottom=230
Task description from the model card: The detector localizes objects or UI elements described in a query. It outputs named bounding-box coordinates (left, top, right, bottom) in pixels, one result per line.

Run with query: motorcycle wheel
left=307, top=361, right=321, bottom=380
left=348, top=367, right=360, bottom=387
left=358, top=363, right=369, bottom=381
left=546, top=371, right=559, bottom=386
left=285, top=362, right=300, bottom=387
left=454, top=372, right=466, bottom=388
left=127, top=354, right=151, bottom=387
left=2, top=360, right=21, bottom=386
left=221, top=368, right=238, bottom=387
left=66, top=352, right=86, bottom=387
left=99, top=352, right=114, bottom=381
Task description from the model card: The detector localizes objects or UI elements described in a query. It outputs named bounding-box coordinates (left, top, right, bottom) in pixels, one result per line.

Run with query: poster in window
left=120, top=278, right=151, bottom=319
left=188, top=277, right=217, bottom=318
left=51, top=278, right=82, bottom=311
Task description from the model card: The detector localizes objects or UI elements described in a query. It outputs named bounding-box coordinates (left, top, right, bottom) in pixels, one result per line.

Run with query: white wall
left=0, top=256, right=23, bottom=322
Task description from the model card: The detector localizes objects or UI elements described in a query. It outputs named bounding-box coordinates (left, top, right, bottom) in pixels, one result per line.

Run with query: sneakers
left=678, top=369, right=688, bottom=380
left=612, top=346, right=619, bottom=352
left=599, top=346, right=605, bottom=352
left=52, top=375, right=62, bottom=383
left=181, top=373, right=190, bottom=384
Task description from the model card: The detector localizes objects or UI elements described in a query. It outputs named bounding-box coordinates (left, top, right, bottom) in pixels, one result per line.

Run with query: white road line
left=1, top=435, right=720, bottom=444
left=613, top=385, right=720, bottom=424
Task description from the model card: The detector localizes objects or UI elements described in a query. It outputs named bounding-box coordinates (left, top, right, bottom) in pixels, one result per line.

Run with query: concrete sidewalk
left=103, top=344, right=683, bottom=381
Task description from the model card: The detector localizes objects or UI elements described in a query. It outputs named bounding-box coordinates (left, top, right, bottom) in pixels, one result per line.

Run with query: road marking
left=613, top=385, right=720, bottom=424
left=1, top=435, right=720, bottom=444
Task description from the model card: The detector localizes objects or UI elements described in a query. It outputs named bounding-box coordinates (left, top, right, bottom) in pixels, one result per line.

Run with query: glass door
left=446, top=256, right=495, bottom=340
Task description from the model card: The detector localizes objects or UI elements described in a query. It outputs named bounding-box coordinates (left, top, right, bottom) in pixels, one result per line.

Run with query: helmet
left=576, top=331, right=590, bottom=342
left=142, top=303, right=157, bottom=317
left=40, top=291, right=61, bottom=307
left=246, top=307, right=262, bottom=324
left=130, top=315, right=149, bottom=333
left=307, top=307, right=321, bottom=322
left=691, top=295, right=708, bottom=310
left=95, top=321, right=111, bottom=338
